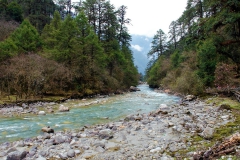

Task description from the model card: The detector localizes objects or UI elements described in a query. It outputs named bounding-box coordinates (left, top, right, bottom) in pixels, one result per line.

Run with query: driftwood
left=193, top=133, right=240, bottom=160
left=232, top=90, right=240, bottom=102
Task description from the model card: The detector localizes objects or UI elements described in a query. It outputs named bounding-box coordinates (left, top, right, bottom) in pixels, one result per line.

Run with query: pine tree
left=148, top=29, right=167, bottom=59
left=9, top=19, right=41, bottom=53
left=41, top=11, right=62, bottom=54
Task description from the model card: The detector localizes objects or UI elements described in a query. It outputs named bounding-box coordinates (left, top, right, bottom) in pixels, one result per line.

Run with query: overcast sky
left=110, top=0, right=188, bottom=37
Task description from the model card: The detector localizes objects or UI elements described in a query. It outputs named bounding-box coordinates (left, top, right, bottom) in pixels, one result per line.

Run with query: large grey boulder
left=67, top=149, right=75, bottom=158
left=99, top=129, right=113, bottom=140
left=38, top=111, right=46, bottom=115
left=58, top=105, right=69, bottom=112
left=6, top=151, right=27, bottom=160
left=129, top=86, right=140, bottom=92
left=41, top=126, right=54, bottom=133
left=54, top=135, right=67, bottom=144
left=183, top=95, right=196, bottom=101
left=198, top=127, right=214, bottom=139
left=0, top=151, right=7, bottom=157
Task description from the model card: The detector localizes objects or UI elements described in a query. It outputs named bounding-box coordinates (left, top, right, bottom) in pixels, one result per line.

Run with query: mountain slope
left=131, top=34, right=152, bottom=74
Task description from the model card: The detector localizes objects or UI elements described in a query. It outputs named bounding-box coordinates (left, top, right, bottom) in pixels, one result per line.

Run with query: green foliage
left=173, top=68, right=204, bottom=95
left=6, top=2, right=23, bottom=22
left=53, top=15, right=78, bottom=63
left=197, top=38, right=217, bottom=86
left=147, top=56, right=171, bottom=88
left=0, top=19, right=41, bottom=59
left=148, top=29, right=167, bottom=59
left=145, top=0, right=240, bottom=95
left=19, top=0, right=55, bottom=31
left=11, top=19, right=42, bottom=53
left=0, top=39, right=17, bottom=60
left=170, top=51, right=181, bottom=68
left=147, top=61, right=161, bottom=88
left=0, top=0, right=139, bottom=98
left=41, top=11, right=61, bottom=53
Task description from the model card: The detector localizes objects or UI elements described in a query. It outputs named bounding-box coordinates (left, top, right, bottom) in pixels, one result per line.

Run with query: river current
left=0, top=84, right=180, bottom=143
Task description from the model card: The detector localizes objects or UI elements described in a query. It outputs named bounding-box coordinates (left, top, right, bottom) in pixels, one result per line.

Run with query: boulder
left=67, top=149, right=75, bottom=158
left=58, top=105, right=69, bottom=112
left=54, top=135, right=67, bottom=144
left=17, top=141, right=25, bottom=147
left=184, top=95, right=196, bottom=101
left=124, top=115, right=135, bottom=121
left=80, top=150, right=98, bottom=159
left=99, top=129, right=113, bottom=140
left=48, top=109, right=54, bottom=113
left=94, top=141, right=105, bottom=148
left=6, top=151, right=27, bottom=160
left=134, top=115, right=142, bottom=121
left=38, top=111, right=46, bottom=115
left=221, top=115, right=230, bottom=120
left=129, top=86, right=140, bottom=92
left=198, top=127, right=214, bottom=139
left=168, top=122, right=174, bottom=127
left=0, top=151, right=7, bottom=157
left=217, top=104, right=231, bottom=111
left=59, top=153, right=68, bottom=159
left=39, top=150, right=48, bottom=157
left=105, top=142, right=120, bottom=151
left=150, top=147, right=162, bottom=153
left=36, top=156, right=46, bottom=160
left=41, top=126, right=54, bottom=133
left=7, top=147, right=18, bottom=154
left=95, top=146, right=105, bottom=153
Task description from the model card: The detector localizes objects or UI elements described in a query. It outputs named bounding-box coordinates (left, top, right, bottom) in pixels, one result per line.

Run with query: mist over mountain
left=131, top=35, right=152, bottom=75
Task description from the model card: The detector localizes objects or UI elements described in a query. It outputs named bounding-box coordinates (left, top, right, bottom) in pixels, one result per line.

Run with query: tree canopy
left=146, top=0, right=240, bottom=95
left=0, top=0, right=139, bottom=99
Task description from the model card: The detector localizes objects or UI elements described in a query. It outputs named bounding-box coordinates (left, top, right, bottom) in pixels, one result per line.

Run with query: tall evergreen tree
left=17, top=0, right=55, bottom=31
left=148, top=29, right=167, bottom=59
left=8, top=19, right=41, bottom=53
left=41, top=11, right=61, bottom=54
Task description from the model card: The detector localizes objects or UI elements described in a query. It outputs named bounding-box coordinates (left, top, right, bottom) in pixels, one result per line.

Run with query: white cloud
left=145, top=38, right=149, bottom=41
left=110, top=0, right=187, bottom=37
left=131, top=44, right=143, bottom=52
left=72, top=0, right=187, bottom=37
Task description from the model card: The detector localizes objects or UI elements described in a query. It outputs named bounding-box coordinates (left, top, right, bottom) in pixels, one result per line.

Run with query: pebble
left=0, top=99, right=235, bottom=159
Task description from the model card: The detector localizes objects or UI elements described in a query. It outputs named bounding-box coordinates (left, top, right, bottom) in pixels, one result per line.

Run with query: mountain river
left=0, top=84, right=180, bottom=143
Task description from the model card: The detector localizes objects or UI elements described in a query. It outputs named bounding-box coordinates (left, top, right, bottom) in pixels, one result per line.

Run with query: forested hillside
left=0, top=0, right=139, bottom=100
left=146, top=0, right=240, bottom=95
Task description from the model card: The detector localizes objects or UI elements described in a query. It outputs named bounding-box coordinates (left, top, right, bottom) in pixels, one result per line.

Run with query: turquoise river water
left=0, top=84, right=180, bottom=143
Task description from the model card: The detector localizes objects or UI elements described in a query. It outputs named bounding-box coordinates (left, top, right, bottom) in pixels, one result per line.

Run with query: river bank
left=0, top=86, right=142, bottom=118
left=0, top=96, right=109, bottom=118
left=0, top=95, right=238, bottom=159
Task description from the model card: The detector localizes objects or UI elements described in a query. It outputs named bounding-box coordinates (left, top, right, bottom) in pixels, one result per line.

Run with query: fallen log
left=193, top=133, right=240, bottom=160
left=230, top=88, right=240, bottom=102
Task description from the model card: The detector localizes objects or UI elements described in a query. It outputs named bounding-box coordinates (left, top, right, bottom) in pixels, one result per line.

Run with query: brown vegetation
left=0, top=19, right=19, bottom=41
left=0, top=53, right=72, bottom=100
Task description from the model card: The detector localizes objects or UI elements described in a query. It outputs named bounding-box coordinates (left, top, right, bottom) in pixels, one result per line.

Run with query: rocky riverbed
left=0, top=98, right=108, bottom=118
left=0, top=96, right=236, bottom=160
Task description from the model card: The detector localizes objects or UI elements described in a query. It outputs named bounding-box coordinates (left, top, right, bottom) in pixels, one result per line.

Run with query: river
left=0, top=84, right=180, bottom=143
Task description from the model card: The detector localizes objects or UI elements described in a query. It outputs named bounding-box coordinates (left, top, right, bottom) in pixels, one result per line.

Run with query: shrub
left=174, top=68, right=204, bottom=95
left=214, top=62, right=240, bottom=92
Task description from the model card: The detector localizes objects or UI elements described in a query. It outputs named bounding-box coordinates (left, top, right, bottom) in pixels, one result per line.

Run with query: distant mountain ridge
left=131, top=34, right=152, bottom=75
